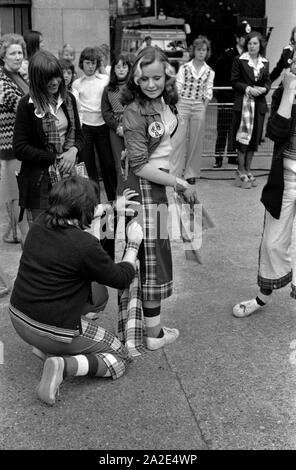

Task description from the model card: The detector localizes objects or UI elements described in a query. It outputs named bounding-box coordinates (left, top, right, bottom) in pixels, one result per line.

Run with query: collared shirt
left=239, top=52, right=269, bottom=80
left=72, top=71, right=109, bottom=126
left=176, top=60, right=215, bottom=102
left=29, top=95, right=68, bottom=146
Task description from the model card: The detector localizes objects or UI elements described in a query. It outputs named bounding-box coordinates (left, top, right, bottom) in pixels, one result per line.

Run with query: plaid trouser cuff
left=257, top=271, right=292, bottom=291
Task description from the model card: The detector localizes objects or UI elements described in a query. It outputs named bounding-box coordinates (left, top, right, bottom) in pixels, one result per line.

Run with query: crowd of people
left=1, top=23, right=296, bottom=406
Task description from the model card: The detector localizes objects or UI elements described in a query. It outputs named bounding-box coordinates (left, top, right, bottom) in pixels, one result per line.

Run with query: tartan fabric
left=80, top=316, right=130, bottom=380
left=139, top=177, right=173, bottom=300
left=42, top=94, right=76, bottom=185
left=236, top=93, right=255, bottom=145
left=118, top=262, right=146, bottom=357
left=257, top=271, right=292, bottom=291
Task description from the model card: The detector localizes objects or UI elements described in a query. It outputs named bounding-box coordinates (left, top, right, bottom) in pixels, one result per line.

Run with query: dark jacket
left=261, top=86, right=296, bottom=219
left=270, top=45, right=295, bottom=84
left=214, top=46, right=240, bottom=103
left=101, top=84, right=125, bottom=131
left=13, top=92, right=84, bottom=210
left=231, top=53, right=271, bottom=114
left=123, top=99, right=178, bottom=174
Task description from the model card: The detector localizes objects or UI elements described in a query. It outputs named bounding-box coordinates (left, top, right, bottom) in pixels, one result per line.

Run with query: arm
left=13, top=97, right=56, bottom=165
left=101, top=87, right=119, bottom=131
left=81, top=238, right=136, bottom=290
left=270, top=50, right=285, bottom=84
left=205, top=69, right=215, bottom=103
left=0, top=76, right=22, bottom=113
left=266, top=74, right=295, bottom=143
left=231, top=57, right=249, bottom=94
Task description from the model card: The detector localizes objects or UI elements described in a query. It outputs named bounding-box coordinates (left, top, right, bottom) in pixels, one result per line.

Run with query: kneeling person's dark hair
left=45, top=176, right=100, bottom=229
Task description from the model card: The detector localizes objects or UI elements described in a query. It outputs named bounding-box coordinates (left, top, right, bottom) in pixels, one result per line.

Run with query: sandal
left=235, top=171, right=251, bottom=189
left=247, top=173, right=258, bottom=187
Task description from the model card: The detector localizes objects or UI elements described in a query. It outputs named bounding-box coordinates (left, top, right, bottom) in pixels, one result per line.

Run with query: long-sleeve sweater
left=10, top=214, right=135, bottom=330
left=176, top=60, right=215, bottom=102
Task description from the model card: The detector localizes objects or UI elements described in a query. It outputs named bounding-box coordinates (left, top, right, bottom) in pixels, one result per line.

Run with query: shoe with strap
left=146, top=326, right=180, bottom=350
left=247, top=173, right=258, bottom=187
left=232, top=298, right=265, bottom=318
left=36, top=356, right=64, bottom=406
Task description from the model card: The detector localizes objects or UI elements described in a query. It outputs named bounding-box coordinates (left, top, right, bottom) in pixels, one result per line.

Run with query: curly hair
left=120, top=46, right=178, bottom=106
left=0, top=33, right=26, bottom=61
left=45, top=176, right=100, bottom=229
left=191, top=36, right=212, bottom=61
left=107, top=53, right=132, bottom=92
left=243, top=31, right=266, bottom=56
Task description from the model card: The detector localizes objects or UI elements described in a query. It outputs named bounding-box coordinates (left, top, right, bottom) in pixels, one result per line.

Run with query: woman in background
left=230, top=31, right=271, bottom=188
left=20, top=29, right=44, bottom=80
left=0, top=33, right=29, bottom=245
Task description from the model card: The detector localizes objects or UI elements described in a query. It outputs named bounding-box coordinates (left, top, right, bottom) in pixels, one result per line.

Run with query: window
left=0, top=1, right=31, bottom=36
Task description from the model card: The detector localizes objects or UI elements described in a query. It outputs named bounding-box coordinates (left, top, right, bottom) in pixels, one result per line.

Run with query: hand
left=183, top=185, right=198, bottom=204
left=126, top=221, right=143, bottom=245
left=254, top=86, right=266, bottom=95
left=58, top=147, right=77, bottom=173
left=248, top=87, right=261, bottom=97
left=115, top=188, right=140, bottom=216
left=116, top=125, right=124, bottom=137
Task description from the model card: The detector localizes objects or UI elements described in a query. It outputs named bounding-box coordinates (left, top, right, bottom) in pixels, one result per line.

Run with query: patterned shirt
left=176, top=60, right=215, bottom=102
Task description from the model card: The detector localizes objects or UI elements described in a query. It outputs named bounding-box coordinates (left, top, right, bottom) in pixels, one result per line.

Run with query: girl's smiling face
left=138, top=60, right=165, bottom=99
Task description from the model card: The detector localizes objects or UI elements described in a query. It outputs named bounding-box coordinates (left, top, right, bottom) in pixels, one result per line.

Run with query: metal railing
left=202, top=86, right=275, bottom=160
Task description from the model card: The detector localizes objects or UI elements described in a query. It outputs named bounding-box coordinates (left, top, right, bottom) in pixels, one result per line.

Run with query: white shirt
left=72, top=72, right=109, bottom=126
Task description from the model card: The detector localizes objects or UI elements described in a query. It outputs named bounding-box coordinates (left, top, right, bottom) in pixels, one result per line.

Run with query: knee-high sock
left=143, top=306, right=163, bottom=338
left=63, top=354, right=109, bottom=378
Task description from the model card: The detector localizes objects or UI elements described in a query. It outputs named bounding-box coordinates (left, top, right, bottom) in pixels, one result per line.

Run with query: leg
left=94, top=124, right=117, bottom=202
left=81, top=125, right=99, bottom=183
left=233, top=184, right=296, bottom=318
left=109, top=128, right=125, bottom=195
left=214, top=105, right=227, bottom=167
left=245, top=150, right=257, bottom=187
left=184, top=102, right=206, bottom=180
left=143, top=299, right=179, bottom=350
left=170, top=100, right=190, bottom=177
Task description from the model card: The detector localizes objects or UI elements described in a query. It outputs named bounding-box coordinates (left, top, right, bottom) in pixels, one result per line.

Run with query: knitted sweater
left=0, top=68, right=27, bottom=160
left=10, top=213, right=135, bottom=330
left=176, top=60, right=215, bottom=102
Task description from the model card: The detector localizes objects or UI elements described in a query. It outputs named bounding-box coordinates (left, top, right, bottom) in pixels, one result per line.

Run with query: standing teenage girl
left=102, top=54, right=132, bottom=194
left=122, top=46, right=197, bottom=350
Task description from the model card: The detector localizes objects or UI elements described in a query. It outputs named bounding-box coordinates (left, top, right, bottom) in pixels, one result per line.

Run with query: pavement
left=1, top=156, right=296, bottom=451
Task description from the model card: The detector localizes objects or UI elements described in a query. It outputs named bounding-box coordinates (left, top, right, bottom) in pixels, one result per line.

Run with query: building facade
left=0, top=0, right=110, bottom=59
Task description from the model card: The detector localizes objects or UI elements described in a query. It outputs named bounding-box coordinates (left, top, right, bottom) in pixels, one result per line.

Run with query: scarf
left=117, top=261, right=146, bottom=357
left=42, top=94, right=76, bottom=184
left=236, top=92, right=255, bottom=145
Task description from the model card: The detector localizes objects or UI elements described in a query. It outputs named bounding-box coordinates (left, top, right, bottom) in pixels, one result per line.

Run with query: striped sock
left=63, top=354, right=108, bottom=377
left=143, top=306, right=163, bottom=338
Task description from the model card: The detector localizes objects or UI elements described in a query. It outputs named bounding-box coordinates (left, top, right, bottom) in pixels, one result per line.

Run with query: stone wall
left=31, top=0, right=109, bottom=63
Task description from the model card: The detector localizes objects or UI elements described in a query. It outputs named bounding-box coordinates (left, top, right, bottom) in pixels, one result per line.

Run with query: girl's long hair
left=24, top=30, right=42, bottom=59
left=107, top=53, right=132, bottom=92
left=121, top=46, right=178, bottom=107
left=29, top=50, right=66, bottom=115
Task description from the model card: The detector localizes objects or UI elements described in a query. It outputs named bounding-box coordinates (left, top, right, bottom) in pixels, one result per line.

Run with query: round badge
left=148, top=121, right=165, bottom=138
